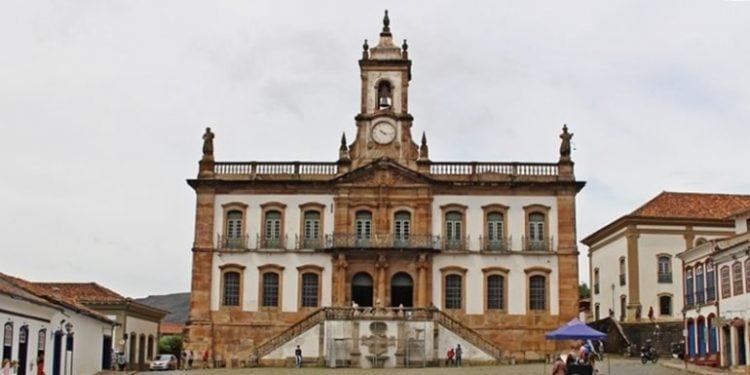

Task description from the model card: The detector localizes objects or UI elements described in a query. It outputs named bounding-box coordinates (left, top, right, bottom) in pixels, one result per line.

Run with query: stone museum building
left=185, top=12, right=585, bottom=367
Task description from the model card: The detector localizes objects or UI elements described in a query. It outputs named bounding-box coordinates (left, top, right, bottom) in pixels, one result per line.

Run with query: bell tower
left=348, top=10, right=419, bottom=170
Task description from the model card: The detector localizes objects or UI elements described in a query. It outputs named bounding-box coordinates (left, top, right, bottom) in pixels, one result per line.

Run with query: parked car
left=149, top=354, right=178, bottom=371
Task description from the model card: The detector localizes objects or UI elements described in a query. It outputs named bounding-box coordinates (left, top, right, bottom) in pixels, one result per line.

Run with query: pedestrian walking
left=188, top=350, right=194, bottom=369
left=455, top=344, right=463, bottom=366
left=294, top=345, right=302, bottom=368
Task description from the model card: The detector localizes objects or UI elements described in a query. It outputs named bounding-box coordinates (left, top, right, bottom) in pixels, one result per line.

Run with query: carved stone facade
left=185, top=12, right=584, bottom=367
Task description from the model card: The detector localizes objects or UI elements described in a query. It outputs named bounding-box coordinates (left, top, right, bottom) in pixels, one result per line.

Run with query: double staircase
left=252, top=306, right=503, bottom=366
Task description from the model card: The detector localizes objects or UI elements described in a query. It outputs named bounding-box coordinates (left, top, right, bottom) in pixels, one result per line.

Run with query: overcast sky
left=1, top=1, right=749, bottom=298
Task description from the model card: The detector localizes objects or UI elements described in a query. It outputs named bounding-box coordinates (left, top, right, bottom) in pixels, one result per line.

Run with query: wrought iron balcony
left=322, top=234, right=442, bottom=250
left=479, top=236, right=511, bottom=252
left=217, top=234, right=249, bottom=250
left=685, top=293, right=695, bottom=307
left=258, top=235, right=287, bottom=250
left=706, top=287, right=716, bottom=302
left=521, top=236, right=554, bottom=251
left=298, top=237, right=323, bottom=250
left=695, top=291, right=705, bottom=305
left=658, top=273, right=672, bottom=283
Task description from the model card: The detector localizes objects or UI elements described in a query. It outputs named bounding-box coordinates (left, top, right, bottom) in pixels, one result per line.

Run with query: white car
left=149, top=354, right=178, bottom=371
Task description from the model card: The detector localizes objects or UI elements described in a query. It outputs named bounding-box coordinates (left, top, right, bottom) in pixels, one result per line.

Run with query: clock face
left=372, top=122, right=396, bottom=144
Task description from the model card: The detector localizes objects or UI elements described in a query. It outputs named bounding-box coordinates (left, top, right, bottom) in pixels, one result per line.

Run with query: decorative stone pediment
left=334, top=158, right=432, bottom=187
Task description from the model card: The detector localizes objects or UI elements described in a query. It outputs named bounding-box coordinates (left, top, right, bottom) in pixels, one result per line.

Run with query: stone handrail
left=214, top=162, right=338, bottom=176
left=253, top=308, right=326, bottom=361
left=212, top=161, right=559, bottom=178
left=430, top=162, right=558, bottom=176
left=432, top=309, right=502, bottom=362
left=252, top=307, right=502, bottom=364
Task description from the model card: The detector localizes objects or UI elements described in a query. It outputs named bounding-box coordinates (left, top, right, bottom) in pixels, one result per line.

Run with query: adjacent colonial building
left=584, top=192, right=750, bottom=324
left=185, top=12, right=584, bottom=367
left=0, top=273, right=116, bottom=375
left=679, top=207, right=750, bottom=368
left=32, top=283, right=168, bottom=371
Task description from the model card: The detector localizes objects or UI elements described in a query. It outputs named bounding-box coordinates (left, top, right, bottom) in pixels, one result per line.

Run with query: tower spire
left=381, top=9, right=391, bottom=36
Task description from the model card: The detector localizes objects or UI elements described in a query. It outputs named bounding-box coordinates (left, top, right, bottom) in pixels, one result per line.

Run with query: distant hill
left=135, top=292, right=189, bottom=324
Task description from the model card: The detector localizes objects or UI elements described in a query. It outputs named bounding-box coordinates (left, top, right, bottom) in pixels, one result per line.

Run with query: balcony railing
left=214, top=161, right=338, bottom=176
left=479, top=236, right=511, bottom=252
left=217, top=234, right=249, bottom=249
left=658, top=273, right=673, bottom=283
left=685, top=293, right=695, bottom=307
left=706, top=287, right=716, bottom=302
left=259, top=236, right=287, bottom=249
left=442, top=237, right=469, bottom=252
left=216, top=232, right=558, bottom=253
left=521, top=236, right=554, bottom=252
left=323, top=234, right=442, bottom=250
left=695, top=290, right=705, bottom=305
left=429, top=162, right=559, bottom=176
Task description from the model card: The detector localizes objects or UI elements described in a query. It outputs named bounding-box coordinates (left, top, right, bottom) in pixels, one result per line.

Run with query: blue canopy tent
left=545, top=318, right=609, bottom=375
left=546, top=318, right=607, bottom=340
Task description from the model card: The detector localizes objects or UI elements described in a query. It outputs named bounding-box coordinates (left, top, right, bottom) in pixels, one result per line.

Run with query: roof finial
left=381, top=10, right=391, bottom=35
left=339, top=132, right=350, bottom=161
left=419, top=131, right=429, bottom=160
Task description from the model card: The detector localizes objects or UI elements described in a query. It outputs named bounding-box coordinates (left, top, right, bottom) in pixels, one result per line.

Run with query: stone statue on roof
left=559, top=124, right=573, bottom=161
left=202, top=127, right=214, bottom=158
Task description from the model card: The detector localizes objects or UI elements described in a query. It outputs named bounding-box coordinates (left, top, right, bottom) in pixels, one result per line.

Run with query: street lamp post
left=611, top=283, right=615, bottom=318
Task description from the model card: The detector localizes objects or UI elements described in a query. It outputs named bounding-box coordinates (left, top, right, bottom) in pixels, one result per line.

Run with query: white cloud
left=1, top=0, right=749, bottom=296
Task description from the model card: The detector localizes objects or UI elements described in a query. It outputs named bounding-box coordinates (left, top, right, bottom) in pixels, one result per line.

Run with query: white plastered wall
left=431, top=195, right=558, bottom=251
left=588, top=230, right=627, bottom=319
left=432, top=253, right=559, bottom=315
left=212, top=252, right=333, bottom=312
left=213, top=194, right=335, bottom=249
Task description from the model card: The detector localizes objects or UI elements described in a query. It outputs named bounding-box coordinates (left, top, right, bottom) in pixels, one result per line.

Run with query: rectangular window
left=445, top=275, right=462, bottom=309
left=303, top=211, right=321, bottom=248
left=720, top=266, right=731, bottom=299
left=659, top=296, right=672, bottom=316
left=301, top=273, right=319, bottom=307
left=487, top=275, right=504, bottom=310
left=732, top=263, right=744, bottom=296
left=706, top=263, right=716, bottom=301
left=529, top=276, right=546, bottom=311
left=263, top=273, right=279, bottom=307
left=356, top=220, right=372, bottom=240
left=696, top=266, right=705, bottom=305
left=685, top=269, right=694, bottom=306
left=222, top=272, right=240, bottom=306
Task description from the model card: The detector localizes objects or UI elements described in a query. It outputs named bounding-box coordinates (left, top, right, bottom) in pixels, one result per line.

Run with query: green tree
left=579, top=282, right=591, bottom=299
left=158, top=335, right=183, bottom=356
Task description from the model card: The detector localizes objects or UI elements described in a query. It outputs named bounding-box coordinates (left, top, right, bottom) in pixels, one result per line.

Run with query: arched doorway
left=351, top=272, right=373, bottom=307
left=390, top=272, right=413, bottom=307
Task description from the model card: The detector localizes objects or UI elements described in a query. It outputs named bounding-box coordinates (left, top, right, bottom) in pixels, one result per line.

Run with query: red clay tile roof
left=0, top=273, right=114, bottom=324
left=34, top=282, right=126, bottom=303
left=630, top=191, right=750, bottom=220
left=160, top=322, right=184, bottom=335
